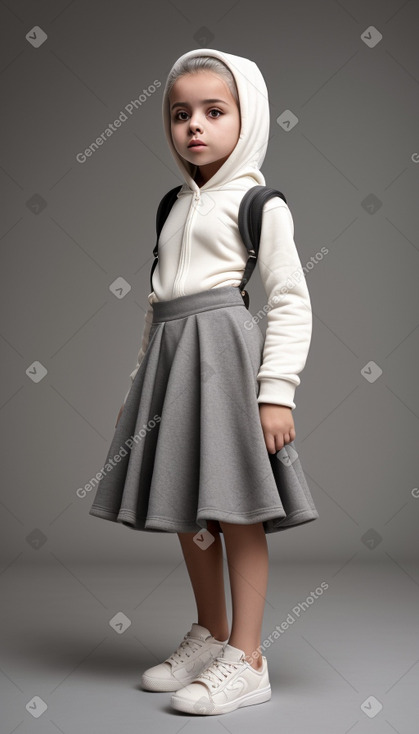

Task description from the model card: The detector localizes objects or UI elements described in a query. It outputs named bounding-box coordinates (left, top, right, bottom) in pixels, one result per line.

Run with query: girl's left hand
left=258, top=403, right=296, bottom=453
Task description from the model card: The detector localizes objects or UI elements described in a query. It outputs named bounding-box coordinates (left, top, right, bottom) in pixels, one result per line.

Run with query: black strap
left=237, top=185, right=287, bottom=293
left=150, top=184, right=287, bottom=305
left=150, top=185, right=182, bottom=293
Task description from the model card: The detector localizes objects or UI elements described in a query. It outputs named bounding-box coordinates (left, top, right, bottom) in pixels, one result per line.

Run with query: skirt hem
left=89, top=504, right=319, bottom=533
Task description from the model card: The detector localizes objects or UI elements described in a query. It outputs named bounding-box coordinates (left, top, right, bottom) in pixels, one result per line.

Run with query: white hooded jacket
left=123, top=48, right=312, bottom=410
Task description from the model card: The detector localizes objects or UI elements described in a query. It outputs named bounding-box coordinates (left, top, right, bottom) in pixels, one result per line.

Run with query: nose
left=189, top=114, right=203, bottom=133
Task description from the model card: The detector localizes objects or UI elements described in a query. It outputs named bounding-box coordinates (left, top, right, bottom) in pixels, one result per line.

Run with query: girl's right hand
left=115, top=403, right=124, bottom=429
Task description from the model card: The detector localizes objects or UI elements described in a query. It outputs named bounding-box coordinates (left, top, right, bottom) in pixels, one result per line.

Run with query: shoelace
left=167, top=635, right=203, bottom=665
left=195, top=657, right=240, bottom=687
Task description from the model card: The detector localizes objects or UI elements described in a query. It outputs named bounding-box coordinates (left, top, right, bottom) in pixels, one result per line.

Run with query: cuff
left=256, top=377, right=297, bottom=410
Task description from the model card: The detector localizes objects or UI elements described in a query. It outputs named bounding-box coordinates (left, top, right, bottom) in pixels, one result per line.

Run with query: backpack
left=150, top=184, right=287, bottom=309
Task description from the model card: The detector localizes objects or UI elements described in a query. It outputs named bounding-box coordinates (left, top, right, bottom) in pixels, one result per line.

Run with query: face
left=169, top=70, right=241, bottom=186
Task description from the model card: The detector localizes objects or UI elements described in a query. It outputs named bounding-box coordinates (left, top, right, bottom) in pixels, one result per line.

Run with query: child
left=89, top=48, right=319, bottom=715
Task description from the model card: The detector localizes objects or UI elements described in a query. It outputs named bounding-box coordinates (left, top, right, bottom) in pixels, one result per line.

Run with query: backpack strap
left=150, top=184, right=287, bottom=308
left=237, top=185, right=287, bottom=307
left=150, top=185, right=182, bottom=293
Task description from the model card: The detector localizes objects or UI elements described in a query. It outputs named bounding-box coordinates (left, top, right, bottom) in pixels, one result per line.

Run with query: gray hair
left=165, top=55, right=239, bottom=108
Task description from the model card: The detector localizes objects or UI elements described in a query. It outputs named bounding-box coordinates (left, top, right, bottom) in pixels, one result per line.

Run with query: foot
left=170, top=642, right=271, bottom=715
left=141, top=623, right=228, bottom=692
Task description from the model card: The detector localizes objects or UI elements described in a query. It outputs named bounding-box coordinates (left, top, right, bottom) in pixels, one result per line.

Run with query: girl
left=89, top=48, right=319, bottom=716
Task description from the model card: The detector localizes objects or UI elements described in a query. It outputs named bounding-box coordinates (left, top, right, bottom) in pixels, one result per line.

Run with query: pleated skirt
left=88, top=285, right=319, bottom=534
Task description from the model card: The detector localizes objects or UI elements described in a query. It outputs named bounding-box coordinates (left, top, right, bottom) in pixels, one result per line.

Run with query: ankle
left=244, top=653, right=263, bottom=670
left=198, top=622, right=229, bottom=641
left=211, top=629, right=230, bottom=641
left=229, top=640, right=262, bottom=669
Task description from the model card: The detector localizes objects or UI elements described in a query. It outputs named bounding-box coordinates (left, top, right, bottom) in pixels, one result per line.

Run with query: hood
left=162, top=48, right=270, bottom=192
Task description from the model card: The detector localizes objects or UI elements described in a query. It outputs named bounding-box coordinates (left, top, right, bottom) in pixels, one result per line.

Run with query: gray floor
left=1, top=558, right=417, bottom=733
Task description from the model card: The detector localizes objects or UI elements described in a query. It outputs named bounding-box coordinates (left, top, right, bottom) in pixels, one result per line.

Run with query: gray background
left=2, top=0, right=418, bottom=563
left=1, top=1, right=419, bottom=731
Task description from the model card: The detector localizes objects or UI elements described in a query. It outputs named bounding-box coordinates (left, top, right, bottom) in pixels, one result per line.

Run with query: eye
left=174, top=111, right=189, bottom=121
left=173, top=108, right=224, bottom=121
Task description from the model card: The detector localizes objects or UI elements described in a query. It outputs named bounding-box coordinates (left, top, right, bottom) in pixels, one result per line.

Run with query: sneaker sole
left=171, top=683, right=272, bottom=714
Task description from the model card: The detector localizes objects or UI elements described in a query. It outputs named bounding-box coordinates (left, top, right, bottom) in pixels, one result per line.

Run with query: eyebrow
left=171, top=98, right=230, bottom=110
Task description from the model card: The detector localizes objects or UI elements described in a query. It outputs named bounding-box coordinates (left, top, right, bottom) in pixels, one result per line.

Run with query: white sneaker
left=170, top=642, right=271, bottom=715
left=141, top=623, right=228, bottom=692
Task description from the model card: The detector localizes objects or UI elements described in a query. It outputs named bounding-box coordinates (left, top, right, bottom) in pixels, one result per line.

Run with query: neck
left=194, top=171, right=205, bottom=187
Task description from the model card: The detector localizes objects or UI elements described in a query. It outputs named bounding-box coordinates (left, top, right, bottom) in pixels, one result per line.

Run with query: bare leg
left=219, top=520, right=268, bottom=670
left=177, top=520, right=230, bottom=642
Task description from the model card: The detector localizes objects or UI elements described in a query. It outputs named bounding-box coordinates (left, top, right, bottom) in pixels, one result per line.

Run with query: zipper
left=172, top=188, right=201, bottom=297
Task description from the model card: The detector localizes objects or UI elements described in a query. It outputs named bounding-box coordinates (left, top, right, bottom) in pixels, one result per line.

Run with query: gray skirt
left=88, top=285, right=319, bottom=534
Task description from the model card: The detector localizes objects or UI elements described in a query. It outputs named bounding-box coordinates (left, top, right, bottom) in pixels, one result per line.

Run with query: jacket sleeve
left=122, top=302, right=154, bottom=405
left=255, top=197, right=312, bottom=410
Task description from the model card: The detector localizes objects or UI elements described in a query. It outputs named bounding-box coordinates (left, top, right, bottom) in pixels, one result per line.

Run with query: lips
left=188, top=140, right=206, bottom=147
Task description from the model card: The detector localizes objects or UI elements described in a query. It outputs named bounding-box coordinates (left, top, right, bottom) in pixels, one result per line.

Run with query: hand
left=115, top=403, right=124, bottom=429
left=258, top=403, right=295, bottom=453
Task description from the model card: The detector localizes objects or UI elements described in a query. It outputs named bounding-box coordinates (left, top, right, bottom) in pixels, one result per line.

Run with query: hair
left=165, top=55, right=240, bottom=109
